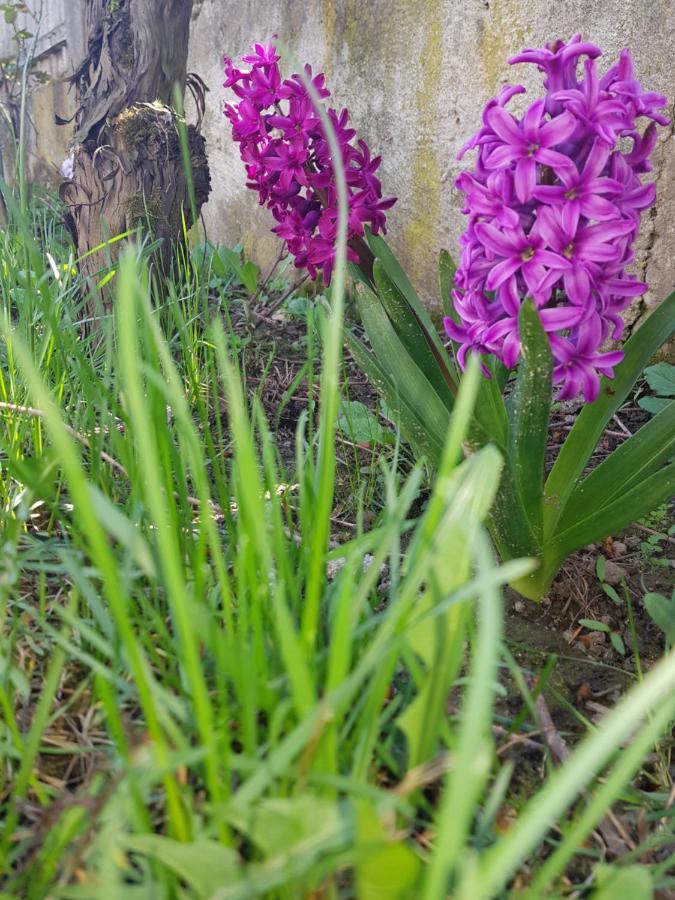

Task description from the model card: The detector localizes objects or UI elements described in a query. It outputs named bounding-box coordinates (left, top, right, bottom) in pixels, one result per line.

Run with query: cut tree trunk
left=60, top=0, right=210, bottom=316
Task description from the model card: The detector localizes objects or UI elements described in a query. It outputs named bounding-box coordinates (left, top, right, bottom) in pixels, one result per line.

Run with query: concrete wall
left=188, top=0, right=675, bottom=321
left=0, top=0, right=85, bottom=185
left=1, top=1, right=673, bottom=321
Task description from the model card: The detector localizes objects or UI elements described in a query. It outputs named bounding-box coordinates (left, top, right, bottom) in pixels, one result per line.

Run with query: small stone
left=514, top=599, right=525, bottom=613
left=603, top=560, right=626, bottom=585
left=612, top=541, right=627, bottom=557
left=326, top=557, right=346, bottom=580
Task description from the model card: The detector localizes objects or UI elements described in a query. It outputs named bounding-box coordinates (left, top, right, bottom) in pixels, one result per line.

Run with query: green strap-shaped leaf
left=506, top=300, right=552, bottom=545
left=545, top=459, right=675, bottom=564
left=346, top=331, right=444, bottom=464
left=366, top=232, right=511, bottom=449
left=373, top=259, right=455, bottom=409
left=486, top=468, right=540, bottom=561
left=438, top=249, right=458, bottom=321
left=350, top=285, right=452, bottom=465
left=556, top=400, right=675, bottom=532
left=366, top=230, right=454, bottom=366
left=544, top=291, right=675, bottom=539
left=472, top=369, right=509, bottom=453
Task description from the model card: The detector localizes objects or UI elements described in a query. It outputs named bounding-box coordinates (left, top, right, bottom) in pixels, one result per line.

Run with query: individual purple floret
left=224, top=42, right=395, bottom=285
left=447, top=36, right=669, bottom=402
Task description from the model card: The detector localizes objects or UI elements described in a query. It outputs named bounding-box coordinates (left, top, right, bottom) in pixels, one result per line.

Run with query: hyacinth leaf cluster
left=224, top=36, right=674, bottom=601
left=223, top=42, right=395, bottom=286
left=448, top=34, right=669, bottom=402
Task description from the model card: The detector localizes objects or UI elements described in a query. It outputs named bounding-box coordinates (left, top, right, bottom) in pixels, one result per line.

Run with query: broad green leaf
left=579, top=619, right=610, bottom=632
left=239, top=260, right=260, bottom=294
left=487, top=465, right=540, bottom=565
left=643, top=361, right=675, bottom=396
left=438, top=250, right=463, bottom=380
left=610, top=632, right=626, bottom=655
left=638, top=395, right=671, bottom=415
left=591, top=864, right=653, bottom=899
left=337, top=399, right=392, bottom=445
left=124, top=835, right=240, bottom=898
left=472, top=374, right=509, bottom=454
left=373, top=258, right=455, bottom=407
left=398, top=595, right=466, bottom=765
left=226, top=795, right=345, bottom=858
left=545, top=460, right=675, bottom=563
left=355, top=801, right=422, bottom=900
left=487, top=353, right=511, bottom=394
left=643, top=590, right=675, bottom=642
left=365, top=230, right=455, bottom=370
left=403, top=448, right=505, bottom=761
left=544, top=291, right=675, bottom=539
left=506, top=301, right=552, bottom=545
left=212, top=246, right=260, bottom=293
left=557, top=400, right=675, bottom=531
left=596, top=555, right=606, bottom=581
left=601, top=583, right=621, bottom=604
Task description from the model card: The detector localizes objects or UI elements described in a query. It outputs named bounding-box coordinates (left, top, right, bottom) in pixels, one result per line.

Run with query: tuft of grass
left=0, top=185, right=673, bottom=896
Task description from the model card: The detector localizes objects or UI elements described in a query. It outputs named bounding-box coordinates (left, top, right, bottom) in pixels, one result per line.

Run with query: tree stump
left=61, top=101, right=210, bottom=290
left=59, top=0, right=211, bottom=316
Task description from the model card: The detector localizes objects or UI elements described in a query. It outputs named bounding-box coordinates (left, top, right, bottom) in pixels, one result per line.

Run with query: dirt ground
left=242, top=297, right=674, bottom=721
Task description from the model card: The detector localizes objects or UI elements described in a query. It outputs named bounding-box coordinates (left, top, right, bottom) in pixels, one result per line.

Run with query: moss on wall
left=402, top=2, right=443, bottom=298
left=479, top=0, right=530, bottom=95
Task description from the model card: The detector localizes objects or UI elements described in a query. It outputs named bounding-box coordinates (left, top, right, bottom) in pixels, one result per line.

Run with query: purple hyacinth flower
left=484, top=99, right=577, bottom=202
left=608, top=49, right=670, bottom=125
left=536, top=205, right=633, bottom=305
left=509, top=33, right=602, bottom=92
left=451, top=36, right=667, bottom=401
left=455, top=171, right=521, bottom=228
left=224, top=42, right=396, bottom=286
left=474, top=219, right=570, bottom=302
left=532, top=138, right=622, bottom=233
left=458, top=84, right=527, bottom=161
left=483, top=304, right=586, bottom=368
left=552, top=315, right=625, bottom=402
left=553, top=59, right=629, bottom=144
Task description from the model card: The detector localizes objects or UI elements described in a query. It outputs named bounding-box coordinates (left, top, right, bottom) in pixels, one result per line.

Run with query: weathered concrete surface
left=0, top=1, right=85, bottom=186
left=188, top=0, right=675, bottom=322
left=1, top=1, right=673, bottom=323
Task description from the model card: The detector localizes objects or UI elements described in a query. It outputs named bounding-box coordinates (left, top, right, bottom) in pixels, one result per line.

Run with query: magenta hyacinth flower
left=447, top=36, right=668, bottom=401
left=224, top=42, right=395, bottom=285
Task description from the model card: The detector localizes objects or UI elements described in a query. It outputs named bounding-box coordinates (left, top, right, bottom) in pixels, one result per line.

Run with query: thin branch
left=253, top=274, right=309, bottom=328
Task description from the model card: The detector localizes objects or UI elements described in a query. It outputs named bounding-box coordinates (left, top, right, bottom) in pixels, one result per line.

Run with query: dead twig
left=253, top=274, right=310, bottom=329
left=527, top=676, right=633, bottom=857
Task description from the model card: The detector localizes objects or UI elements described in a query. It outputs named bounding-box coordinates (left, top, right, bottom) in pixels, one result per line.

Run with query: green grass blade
left=463, top=646, right=675, bottom=900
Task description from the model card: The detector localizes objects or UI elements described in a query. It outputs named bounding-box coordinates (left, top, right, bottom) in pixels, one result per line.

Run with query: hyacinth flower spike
left=448, top=37, right=669, bottom=402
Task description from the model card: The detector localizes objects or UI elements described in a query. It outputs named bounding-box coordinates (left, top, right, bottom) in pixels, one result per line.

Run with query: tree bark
left=60, top=0, right=210, bottom=313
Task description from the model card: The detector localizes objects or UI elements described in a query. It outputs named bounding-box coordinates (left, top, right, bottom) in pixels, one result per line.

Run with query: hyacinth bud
left=447, top=35, right=668, bottom=402
left=224, top=43, right=396, bottom=285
